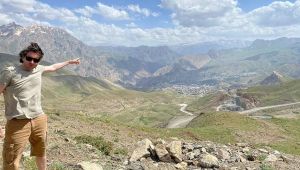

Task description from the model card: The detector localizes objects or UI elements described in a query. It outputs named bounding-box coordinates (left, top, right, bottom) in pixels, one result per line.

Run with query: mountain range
left=1, top=22, right=300, bottom=90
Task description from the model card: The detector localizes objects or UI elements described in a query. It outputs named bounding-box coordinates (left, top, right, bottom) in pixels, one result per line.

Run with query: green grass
left=188, top=111, right=262, bottom=131
left=268, top=118, right=300, bottom=155
left=49, top=162, right=68, bottom=170
left=188, top=94, right=220, bottom=112
left=129, top=111, right=261, bottom=144
left=239, top=80, right=300, bottom=106
left=260, top=163, right=274, bottom=170
left=74, top=135, right=113, bottom=155
left=23, top=157, right=37, bottom=170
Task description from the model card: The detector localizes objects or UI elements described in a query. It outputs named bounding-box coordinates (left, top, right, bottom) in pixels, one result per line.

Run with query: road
left=166, top=104, right=196, bottom=128
left=239, top=102, right=300, bottom=114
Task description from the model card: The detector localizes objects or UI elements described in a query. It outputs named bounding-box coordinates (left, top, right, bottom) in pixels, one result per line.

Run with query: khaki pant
left=2, top=114, right=47, bottom=170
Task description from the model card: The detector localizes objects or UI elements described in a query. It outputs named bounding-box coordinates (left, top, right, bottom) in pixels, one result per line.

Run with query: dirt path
left=166, top=104, right=196, bottom=128
left=239, top=102, right=300, bottom=114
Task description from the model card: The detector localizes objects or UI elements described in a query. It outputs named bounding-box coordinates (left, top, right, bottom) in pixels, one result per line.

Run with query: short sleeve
left=36, top=65, right=46, bottom=73
left=0, top=67, right=14, bottom=86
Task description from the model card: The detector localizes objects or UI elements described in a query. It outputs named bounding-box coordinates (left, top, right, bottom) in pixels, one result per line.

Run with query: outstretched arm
left=43, top=58, right=80, bottom=72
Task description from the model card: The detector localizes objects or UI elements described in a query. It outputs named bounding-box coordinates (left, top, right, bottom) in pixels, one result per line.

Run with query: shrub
left=260, top=163, right=274, bottom=170
left=74, top=135, right=113, bottom=155
left=49, top=161, right=67, bottom=170
left=113, top=148, right=128, bottom=155
left=23, top=157, right=37, bottom=170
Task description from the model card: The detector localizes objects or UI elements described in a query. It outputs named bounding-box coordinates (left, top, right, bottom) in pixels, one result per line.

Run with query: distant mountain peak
left=0, top=22, right=23, bottom=37
left=272, top=71, right=283, bottom=78
left=260, top=71, right=285, bottom=86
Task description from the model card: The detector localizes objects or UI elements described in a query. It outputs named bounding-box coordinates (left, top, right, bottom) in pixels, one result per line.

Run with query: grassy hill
left=238, top=79, right=300, bottom=106
left=0, top=53, right=195, bottom=127
left=42, top=74, right=196, bottom=127
left=1, top=52, right=300, bottom=170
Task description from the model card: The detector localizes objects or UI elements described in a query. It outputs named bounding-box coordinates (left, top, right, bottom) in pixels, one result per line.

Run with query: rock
left=174, top=162, right=188, bottom=170
left=78, top=161, right=103, bottom=170
left=264, top=154, right=277, bottom=162
left=155, top=143, right=172, bottom=162
left=192, top=149, right=201, bottom=158
left=127, top=162, right=144, bottom=170
left=242, top=147, right=250, bottom=153
left=183, top=143, right=194, bottom=152
left=126, top=138, right=300, bottom=170
left=130, top=138, right=154, bottom=162
left=155, top=138, right=166, bottom=145
left=198, top=153, right=219, bottom=168
left=193, top=144, right=202, bottom=149
left=216, top=148, right=230, bottom=160
left=236, top=155, right=247, bottom=162
left=123, top=160, right=129, bottom=165
left=200, top=148, right=206, bottom=153
left=167, top=141, right=182, bottom=163
left=273, top=150, right=281, bottom=155
left=281, top=155, right=292, bottom=163
left=235, top=143, right=248, bottom=148
left=258, top=148, right=268, bottom=153
left=186, top=152, right=195, bottom=160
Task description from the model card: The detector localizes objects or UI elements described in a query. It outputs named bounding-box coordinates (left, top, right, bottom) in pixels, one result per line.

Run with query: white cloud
left=96, top=2, right=130, bottom=20
left=0, top=0, right=78, bottom=25
left=0, top=0, right=37, bottom=13
left=34, top=3, right=78, bottom=22
left=74, top=6, right=95, bottom=17
left=128, top=4, right=159, bottom=17
left=248, top=0, right=300, bottom=27
left=160, top=0, right=240, bottom=27
left=0, top=13, right=12, bottom=25
left=126, top=22, right=137, bottom=28
left=2, top=0, right=300, bottom=46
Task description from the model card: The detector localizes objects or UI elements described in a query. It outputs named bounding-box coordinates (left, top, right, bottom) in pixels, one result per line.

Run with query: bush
left=260, top=163, right=274, bottom=170
left=74, top=135, right=113, bottom=155
left=113, top=148, right=128, bottom=155
left=49, top=162, right=67, bottom=170
left=23, top=157, right=37, bottom=170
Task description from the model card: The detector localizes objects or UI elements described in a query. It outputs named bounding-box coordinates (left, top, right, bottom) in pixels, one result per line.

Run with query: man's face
left=22, top=51, right=41, bottom=71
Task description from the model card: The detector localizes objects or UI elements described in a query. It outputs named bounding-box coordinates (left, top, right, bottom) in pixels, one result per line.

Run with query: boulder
left=130, top=138, right=154, bottom=162
left=155, top=143, right=172, bottom=162
left=167, top=140, right=182, bottom=163
left=78, top=161, right=103, bottom=170
left=198, top=153, right=219, bottom=168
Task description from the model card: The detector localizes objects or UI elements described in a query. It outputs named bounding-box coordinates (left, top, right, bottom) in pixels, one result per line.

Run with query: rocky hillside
left=260, top=71, right=287, bottom=86
left=126, top=138, right=300, bottom=170
left=0, top=23, right=183, bottom=87
left=3, top=23, right=300, bottom=90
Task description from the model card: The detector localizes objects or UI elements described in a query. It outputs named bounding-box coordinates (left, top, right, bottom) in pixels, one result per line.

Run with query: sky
left=0, top=0, right=299, bottom=46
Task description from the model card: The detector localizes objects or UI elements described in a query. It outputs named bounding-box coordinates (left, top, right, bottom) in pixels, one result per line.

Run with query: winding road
left=166, top=104, right=197, bottom=128
left=239, top=102, right=300, bottom=114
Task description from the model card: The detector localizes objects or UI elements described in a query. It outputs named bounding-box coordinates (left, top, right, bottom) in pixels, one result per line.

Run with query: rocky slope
left=260, top=71, right=286, bottom=86
left=126, top=138, right=300, bottom=170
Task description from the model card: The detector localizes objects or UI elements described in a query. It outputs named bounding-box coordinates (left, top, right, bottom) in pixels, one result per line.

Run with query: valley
left=1, top=23, right=300, bottom=169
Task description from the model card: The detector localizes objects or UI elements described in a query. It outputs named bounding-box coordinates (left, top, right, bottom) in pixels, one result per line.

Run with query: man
left=0, top=42, right=80, bottom=170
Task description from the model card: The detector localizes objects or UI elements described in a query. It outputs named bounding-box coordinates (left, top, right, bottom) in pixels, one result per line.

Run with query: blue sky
left=0, top=0, right=299, bottom=46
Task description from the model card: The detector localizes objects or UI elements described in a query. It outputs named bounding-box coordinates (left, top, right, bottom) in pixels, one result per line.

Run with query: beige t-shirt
left=0, top=65, right=45, bottom=120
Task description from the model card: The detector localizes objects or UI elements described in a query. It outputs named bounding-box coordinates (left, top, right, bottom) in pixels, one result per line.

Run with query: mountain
left=170, top=40, right=252, bottom=56
left=3, top=22, right=300, bottom=90
left=260, top=71, right=289, bottom=86
left=0, top=23, right=184, bottom=88
left=0, top=22, right=22, bottom=38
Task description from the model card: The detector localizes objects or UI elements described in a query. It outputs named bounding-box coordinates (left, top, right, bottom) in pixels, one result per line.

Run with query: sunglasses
left=25, top=56, right=40, bottom=63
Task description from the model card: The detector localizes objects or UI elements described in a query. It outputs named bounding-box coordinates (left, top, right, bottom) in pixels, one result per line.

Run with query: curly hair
left=19, top=42, right=44, bottom=63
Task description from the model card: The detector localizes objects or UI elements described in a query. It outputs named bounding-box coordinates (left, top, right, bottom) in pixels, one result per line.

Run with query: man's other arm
left=43, top=58, right=80, bottom=72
